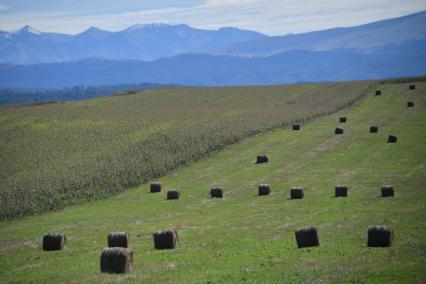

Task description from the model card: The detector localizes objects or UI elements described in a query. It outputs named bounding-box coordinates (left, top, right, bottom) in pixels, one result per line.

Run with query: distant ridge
left=0, top=24, right=265, bottom=64
left=0, top=11, right=425, bottom=88
left=216, top=11, right=426, bottom=57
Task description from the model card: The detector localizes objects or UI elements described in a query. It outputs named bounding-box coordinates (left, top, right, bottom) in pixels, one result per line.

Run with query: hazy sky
left=0, top=0, right=425, bottom=35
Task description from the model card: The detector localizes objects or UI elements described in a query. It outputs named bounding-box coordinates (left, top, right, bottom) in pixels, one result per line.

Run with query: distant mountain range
left=0, top=24, right=265, bottom=64
left=0, top=11, right=425, bottom=88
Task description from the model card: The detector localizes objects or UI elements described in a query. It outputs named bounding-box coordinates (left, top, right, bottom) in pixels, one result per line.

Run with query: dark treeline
left=0, top=83, right=173, bottom=106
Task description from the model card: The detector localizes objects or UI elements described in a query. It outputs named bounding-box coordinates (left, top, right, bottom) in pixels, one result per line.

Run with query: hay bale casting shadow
left=381, top=185, right=394, bottom=197
left=256, top=155, right=268, bottom=164
left=167, top=190, right=181, bottom=200
left=100, top=247, right=133, bottom=273
left=292, top=123, right=301, bottom=130
left=375, top=90, right=382, bottom=96
left=108, top=232, right=129, bottom=248
left=409, top=84, right=416, bottom=90
left=367, top=226, right=394, bottom=247
left=370, top=126, right=378, bottom=133
left=153, top=229, right=179, bottom=249
left=150, top=182, right=162, bottom=193
left=387, top=134, right=398, bottom=143
left=339, top=117, right=347, bottom=123
left=335, top=127, right=344, bottom=134
left=210, top=187, right=224, bottom=198
left=407, top=101, right=415, bottom=107
left=295, top=226, right=320, bottom=248
left=42, top=233, right=66, bottom=251
left=335, top=185, right=348, bottom=197
left=290, top=187, right=304, bottom=199
left=258, top=184, right=271, bottom=196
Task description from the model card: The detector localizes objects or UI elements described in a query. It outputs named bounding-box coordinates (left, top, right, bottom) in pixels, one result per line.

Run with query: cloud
left=0, top=0, right=425, bottom=35
left=0, top=4, right=9, bottom=12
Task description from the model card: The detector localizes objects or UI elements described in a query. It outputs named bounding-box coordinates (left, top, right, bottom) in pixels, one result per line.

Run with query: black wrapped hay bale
left=335, top=185, right=348, bottom=197
left=256, top=155, right=268, bottom=164
left=210, top=187, right=224, bottom=198
left=409, top=84, right=415, bottom=90
left=339, top=117, right=347, bottom=123
left=108, top=232, right=129, bottom=248
left=258, top=184, right=271, bottom=196
left=407, top=101, right=414, bottom=107
left=100, top=247, right=133, bottom=273
left=42, top=233, right=66, bottom=251
left=335, top=127, right=344, bottom=134
left=370, top=126, right=378, bottom=133
left=292, top=123, right=301, bottom=130
left=290, top=187, right=304, bottom=199
left=375, top=90, right=381, bottom=96
left=381, top=185, right=394, bottom=197
left=153, top=229, right=179, bottom=249
left=167, top=190, right=181, bottom=200
left=295, top=226, right=320, bottom=248
left=150, top=182, right=162, bottom=193
left=387, top=134, right=398, bottom=143
left=367, top=226, right=394, bottom=247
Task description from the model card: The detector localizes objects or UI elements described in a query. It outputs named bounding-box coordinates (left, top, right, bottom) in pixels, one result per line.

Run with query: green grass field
left=0, top=82, right=372, bottom=219
left=0, top=81, right=425, bottom=283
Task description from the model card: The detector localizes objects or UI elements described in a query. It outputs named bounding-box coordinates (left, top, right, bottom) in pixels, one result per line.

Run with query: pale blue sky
left=0, top=0, right=425, bottom=35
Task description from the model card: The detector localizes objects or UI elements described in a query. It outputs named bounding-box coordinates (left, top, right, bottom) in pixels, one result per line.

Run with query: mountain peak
left=15, top=25, right=41, bottom=35
left=80, top=26, right=109, bottom=35
left=124, top=23, right=176, bottom=31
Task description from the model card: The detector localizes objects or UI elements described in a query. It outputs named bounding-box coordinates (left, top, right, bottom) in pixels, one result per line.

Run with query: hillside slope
left=0, top=82, right=372, bottom=219
left=217, top=11, right=426, bottom=57
left=0, top=80, right=425, bottom=283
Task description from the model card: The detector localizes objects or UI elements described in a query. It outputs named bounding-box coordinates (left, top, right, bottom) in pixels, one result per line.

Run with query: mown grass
left=0, top=82, right=373, bottom=219
left=0, top=81, right=424, bottom=283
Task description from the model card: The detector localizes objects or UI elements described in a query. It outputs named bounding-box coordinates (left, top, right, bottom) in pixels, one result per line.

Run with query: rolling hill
left=1, top=47, right=425, bottom=88
left=0, top=79, right=424, bottom=283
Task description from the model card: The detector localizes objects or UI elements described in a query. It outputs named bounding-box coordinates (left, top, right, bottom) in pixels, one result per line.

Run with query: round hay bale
left=370, top=126, right=378, bottom=133
left=108, top=232, right=129, bottom=248
left=407, top=101, right=415, bottom=107
left=290, top=187, right=304, bottom=199
left=167, top=190, right=181, bottom=200
left=367, top=226, right=394, bottom=247
left=100, top=247, right=133, bottom=273
left=42, top=233, right=66, bottom=251
left=387, top=134, right=398, bottom=143
left=292, top=123, right=301, bottom=130
left=335, top=185, right=348, bottom=197
left=295, top=226, right=320, bottom=248
left=150, top=182, right=162, bottom=193
left=339, top=117, right=347, bottom=123
left=335, top=127, right=344, bottom=135
left=375, top=90, right=381, bottom=96
left=210, top=187, right=224, bottom=198
left=256, top=155, right=268, bottom=164
left=409, top=84, right=416, bottom=90
left=153, top=229, right=179, bottom=249
left=258, top=184, right=271, bottom=196
left=381, top=185, right=394, bottom=197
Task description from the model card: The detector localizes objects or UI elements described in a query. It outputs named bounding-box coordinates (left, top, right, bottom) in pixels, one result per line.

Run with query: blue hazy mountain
left=215, top=11, right=426, bottom=57
left=0, top=24, right=265, bottom=64
left=1, top=44, right=425, bottom=88
left=0, top=12, right=425, bottom=89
